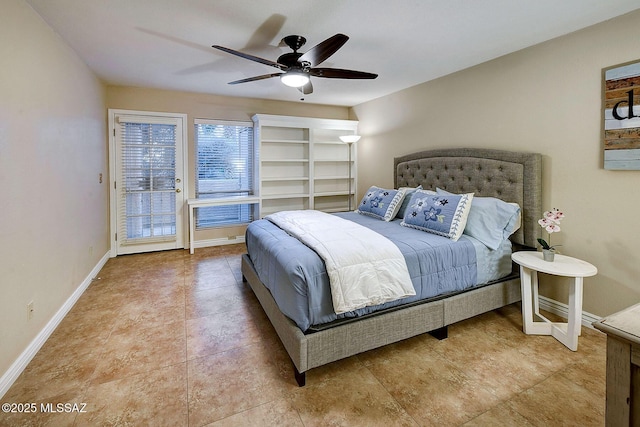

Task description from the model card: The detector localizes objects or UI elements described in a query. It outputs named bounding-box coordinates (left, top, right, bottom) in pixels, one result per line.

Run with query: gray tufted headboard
left=394, top=148, right=542, bottom=248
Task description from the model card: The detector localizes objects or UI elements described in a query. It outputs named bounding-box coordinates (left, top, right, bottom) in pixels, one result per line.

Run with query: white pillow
left=505, top=202, right=522, bottom=235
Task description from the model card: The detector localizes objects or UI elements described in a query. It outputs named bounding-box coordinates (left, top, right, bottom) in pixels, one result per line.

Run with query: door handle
left=176, top=188, right=181, bottom=193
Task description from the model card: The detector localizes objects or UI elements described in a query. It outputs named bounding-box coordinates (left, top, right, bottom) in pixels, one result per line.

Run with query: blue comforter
left=246, top=212, right=511, bottom=331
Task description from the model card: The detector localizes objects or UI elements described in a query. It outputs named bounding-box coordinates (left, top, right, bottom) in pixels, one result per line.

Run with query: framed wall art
left=604, top=60, right=640, bottom=170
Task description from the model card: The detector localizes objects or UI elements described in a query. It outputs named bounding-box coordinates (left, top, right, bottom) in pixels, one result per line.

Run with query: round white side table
left=511, top=251, right=597, bottom=351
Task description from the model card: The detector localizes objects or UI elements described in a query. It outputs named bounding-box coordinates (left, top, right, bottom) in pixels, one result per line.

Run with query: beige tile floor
left=1, top=245, right=607, bottom=426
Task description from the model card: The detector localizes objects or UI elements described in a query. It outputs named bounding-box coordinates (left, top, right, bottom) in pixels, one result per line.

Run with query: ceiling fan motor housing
left=282, top=35, right=306, bottom=52
left=277, top=52, right=304, bottom=68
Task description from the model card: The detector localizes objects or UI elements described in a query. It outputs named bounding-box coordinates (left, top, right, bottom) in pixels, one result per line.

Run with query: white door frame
left=108, top=109, right=189, bottom=257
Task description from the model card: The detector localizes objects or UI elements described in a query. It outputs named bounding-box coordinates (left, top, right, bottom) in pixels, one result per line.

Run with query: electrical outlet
left=27, top=301, right=34, bottom=321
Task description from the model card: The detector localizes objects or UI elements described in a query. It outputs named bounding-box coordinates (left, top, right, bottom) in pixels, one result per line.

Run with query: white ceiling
left=27, top=0, right=640, bottom=107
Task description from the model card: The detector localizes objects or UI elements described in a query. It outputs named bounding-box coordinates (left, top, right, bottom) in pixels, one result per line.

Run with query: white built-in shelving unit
left=252, top=114, right=359, bottom=217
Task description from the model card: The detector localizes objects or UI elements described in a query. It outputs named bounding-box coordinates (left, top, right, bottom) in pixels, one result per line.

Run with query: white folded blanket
left=266, top=210, right=415, bottom=314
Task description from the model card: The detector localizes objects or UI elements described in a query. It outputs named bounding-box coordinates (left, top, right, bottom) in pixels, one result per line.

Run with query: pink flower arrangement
left=537, top=208, right=564, bottom=251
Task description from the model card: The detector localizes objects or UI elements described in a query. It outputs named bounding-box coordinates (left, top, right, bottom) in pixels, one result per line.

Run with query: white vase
left=542, top=249, right=555, bottom=262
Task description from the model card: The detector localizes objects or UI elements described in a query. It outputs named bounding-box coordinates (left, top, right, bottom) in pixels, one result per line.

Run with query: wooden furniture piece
left=512, top=251, right=597, bottom=351
left=242, top=148, right=542, bottom=386
left=252, top=114, right=359, bottom=216
left=594, top=303, right=640, bottom=426
left=187, top=196, right=260, bottom=254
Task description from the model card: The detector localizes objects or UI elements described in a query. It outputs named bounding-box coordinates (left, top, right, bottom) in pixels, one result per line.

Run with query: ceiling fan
left=212, top=33, right=378, bottom=94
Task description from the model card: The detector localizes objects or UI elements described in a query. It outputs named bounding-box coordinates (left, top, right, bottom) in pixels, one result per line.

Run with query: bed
left=241, top=147, right=542, bottom=386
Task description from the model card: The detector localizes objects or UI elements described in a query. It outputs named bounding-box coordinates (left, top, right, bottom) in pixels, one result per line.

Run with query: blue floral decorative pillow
left=357, top=186, right=406, bottom=221
left=400, top=190, right=473, bottom=240
left=395, top=185, right=435, bottom=219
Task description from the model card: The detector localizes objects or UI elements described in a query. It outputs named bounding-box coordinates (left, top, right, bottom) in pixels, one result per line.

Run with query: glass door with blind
left=109, top=111, right=187, bottom=255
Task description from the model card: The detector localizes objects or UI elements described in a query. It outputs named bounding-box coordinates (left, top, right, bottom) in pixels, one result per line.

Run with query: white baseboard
left=0, top=251, right=110, bottom=399
left=538, top=296, right=601, bottom=329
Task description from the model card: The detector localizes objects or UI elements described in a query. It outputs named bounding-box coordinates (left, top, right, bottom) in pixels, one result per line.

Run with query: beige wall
left=353, top=9, right=640, bottom=317
left=106, top=86, right=350, bottom=241
left=1, top=0, right=108, bottom=381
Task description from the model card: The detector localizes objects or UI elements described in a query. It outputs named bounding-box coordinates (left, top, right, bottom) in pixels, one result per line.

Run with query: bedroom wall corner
left=0, top=0, right=109, bottom=396
left=352, top=9, right=640, bottom=318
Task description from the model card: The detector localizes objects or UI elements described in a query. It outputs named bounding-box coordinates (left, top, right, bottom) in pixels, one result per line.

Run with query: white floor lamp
left=339, top=135, right=361, bottom=211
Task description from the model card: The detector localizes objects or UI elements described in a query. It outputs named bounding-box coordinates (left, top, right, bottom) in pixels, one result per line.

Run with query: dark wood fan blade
left=212, top=45, right=287, bottom=70
left=310, top=68, right=378, bottom=79
left=228, top=73, right=282, bottom=85
left=298, top=81, right=313, bottom=95
left=298, top=34, right=348, bottom=67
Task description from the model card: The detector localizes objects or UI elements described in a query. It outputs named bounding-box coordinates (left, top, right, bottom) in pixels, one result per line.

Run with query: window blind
left=194, top=119, right=255, bottom=228
left=118, top=121, right=177, bottom=243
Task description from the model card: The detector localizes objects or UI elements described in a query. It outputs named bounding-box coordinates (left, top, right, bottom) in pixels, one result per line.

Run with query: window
left=194, top=119, right=256, bottom=228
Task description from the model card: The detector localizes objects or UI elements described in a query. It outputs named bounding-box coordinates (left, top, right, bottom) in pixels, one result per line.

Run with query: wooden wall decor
left=604, top=60, right=640, bottom=170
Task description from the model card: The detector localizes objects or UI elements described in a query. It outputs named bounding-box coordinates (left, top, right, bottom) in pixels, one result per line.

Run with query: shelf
left=262, top=139, right=309, bottom=144
left=262, top=193, right=309, bottom=200
left=314, top=141, right=347, bottom=145
left=314, top=191, right=352, bottom=197
left=254, top=114, right=358, bottom=216
left=262, top=177, right=309, bottom=182
left=261, top=159, right=309, bottom=163
left=314, top=175, right=349, bottom=180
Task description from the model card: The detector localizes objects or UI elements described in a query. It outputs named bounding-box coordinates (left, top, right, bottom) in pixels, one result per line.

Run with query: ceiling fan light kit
left=280, top=71, right=310, bottom=88
left=212, top=33, right=377, bottom=95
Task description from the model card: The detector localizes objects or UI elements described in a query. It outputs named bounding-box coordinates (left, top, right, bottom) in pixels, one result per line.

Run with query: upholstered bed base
left=242, top=255, right=521, bottom=386
left=242, top=148, right=542, bottom=386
